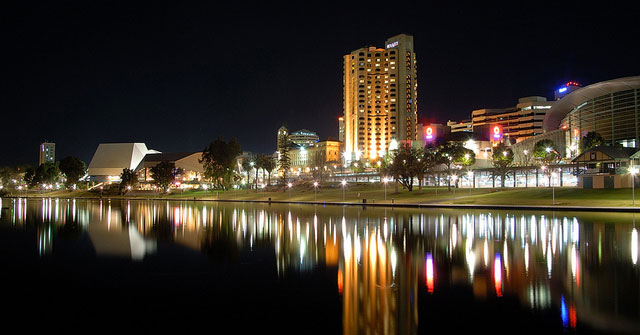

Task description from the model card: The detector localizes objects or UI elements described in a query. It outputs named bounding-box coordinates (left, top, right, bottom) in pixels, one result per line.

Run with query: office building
left=343, top=34, right=418, bottom=160
left=39, top=142, right=55, bottom=165
left=448, top=97, right=554, bottom=143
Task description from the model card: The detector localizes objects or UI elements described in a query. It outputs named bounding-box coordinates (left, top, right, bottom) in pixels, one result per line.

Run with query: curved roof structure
left=542, top=76, right=640, bottom=131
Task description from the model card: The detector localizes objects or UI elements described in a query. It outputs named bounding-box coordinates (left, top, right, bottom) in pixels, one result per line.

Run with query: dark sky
left=4, top=1, right=639, bottom=166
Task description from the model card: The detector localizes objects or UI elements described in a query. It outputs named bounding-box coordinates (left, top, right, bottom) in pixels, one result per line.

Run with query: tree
left=277, top=133, right=291, bottom=185
left=349, top=158, right=366, bottom=173
left=241, top=155, right=255, bottom=189
left=258, top=154, right=276, bottom=186
left=491, top=142, right=514, bottom=188
left=23, top=167, right=35, bottom=187
left=150, top=161, right=176, bottom=192
left=58, top=156, right=86, bottom=188
left=0, top=166, right=21, bottom=188
left=438, top=141, right=475, bottom=190
left=420, top=141, right=446, bottom=192
left=580, top=131, right=605, bottom=153
left=388, top=143, right=420, bottom=192
left=200, top=137, right=242, bottom=190
left=32, top=162, right=60, bottom=187
left=533, top=139, right=562, bottom=186
left=119, top=168, right=137, bottom=194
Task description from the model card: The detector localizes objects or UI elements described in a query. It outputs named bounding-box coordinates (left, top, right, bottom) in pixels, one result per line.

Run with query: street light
left=288, top=182, right=292, bottom=198
left=383, top=177, right=389, bottom=201
left=630, top=167, right=638, bottom=206
left=551, top=171, right=557, bottom=205
left=341, top=179, right=347, bottom=201
left=451, top=175, right=458, bottom=203
left=313, top=181, right=318, bottom=200
left=467, top=171, right=474, bottom=194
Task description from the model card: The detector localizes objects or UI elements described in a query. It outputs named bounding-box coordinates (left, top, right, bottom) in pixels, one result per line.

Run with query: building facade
left=289, top=140, right=343, bottom=172
left=543, top=76, right=640, bottom=154
left=343, top=34, right=418, bottom=161
left=289, top=129, right=319, bottom=147
left=39, top=142, right=55, bottom=165
left=277, top=125, right=289, bottom=150
left=136, top=152, right=204, bottom=182
left=468, top=96, right=554, bottom=143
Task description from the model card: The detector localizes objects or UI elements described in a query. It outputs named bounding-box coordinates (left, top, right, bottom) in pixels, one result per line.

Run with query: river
left=0, top=197, right=638, bottom=334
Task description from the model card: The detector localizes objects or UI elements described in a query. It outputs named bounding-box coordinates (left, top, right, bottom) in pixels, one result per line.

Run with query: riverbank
left=4, top=184, right=640, bottom=212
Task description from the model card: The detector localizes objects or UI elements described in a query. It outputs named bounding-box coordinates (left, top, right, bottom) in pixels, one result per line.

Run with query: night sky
left=4, top=1, right=639, bottom=166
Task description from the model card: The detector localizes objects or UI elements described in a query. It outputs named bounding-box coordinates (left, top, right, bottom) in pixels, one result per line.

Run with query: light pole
left=451, top=175, right=458, bottom=203
left=313, top=181, right=318, bottom=201
left=467, top=171, right=474, bottom=194
left=383, top=177, right=389, bottom=201
left=630, top=167, right=638, bottom=206
left=551, top=171, right=557, bottom=205
left=249, top=161, right=255, bottom=190
left=288, top=182, right=292, bottom=198
left=341, top=179, right=347, bottom=201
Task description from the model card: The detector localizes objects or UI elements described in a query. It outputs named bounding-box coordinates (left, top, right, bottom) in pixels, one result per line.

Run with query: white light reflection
left=632, top=228, right=638, bottom=265
left=546, top=242, right=553, bottom=278
left=524, top=242, right=529, bottom=274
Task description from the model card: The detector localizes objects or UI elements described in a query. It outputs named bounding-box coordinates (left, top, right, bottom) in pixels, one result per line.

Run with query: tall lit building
left=39, top=142, right=55, bottom=165
left=277, top=125, right=289, bottom=150
left=343, top=34, right=418, bottom=161
left=338, top=116, right=345, bottom=142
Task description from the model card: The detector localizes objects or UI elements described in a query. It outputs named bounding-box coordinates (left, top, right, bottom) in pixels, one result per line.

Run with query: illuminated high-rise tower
left=39, top=142, right=55, bottom=165
left=343, top=34, right=418, bottom=161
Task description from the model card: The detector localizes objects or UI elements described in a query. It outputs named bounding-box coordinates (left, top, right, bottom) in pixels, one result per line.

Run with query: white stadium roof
left=87, top=143, right=160, bottom=177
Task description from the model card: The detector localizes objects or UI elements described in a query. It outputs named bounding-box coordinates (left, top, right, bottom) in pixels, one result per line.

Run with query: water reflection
left=1, top=198, right=639, bottom=334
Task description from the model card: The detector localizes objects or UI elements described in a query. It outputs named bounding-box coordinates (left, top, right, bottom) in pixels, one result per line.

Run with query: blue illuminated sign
left=558, top=87, right=567, bottom=93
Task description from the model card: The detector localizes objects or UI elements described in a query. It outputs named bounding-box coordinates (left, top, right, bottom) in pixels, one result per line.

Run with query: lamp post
left=451, top=175, right=458, bottom=203
left=288, top=182, right=292, bottom=198
left=249, top=161, right=255, bottom=190
left=383, top=177, right=389, bottom=201
left=467, top=171, right=474, bottom=194
left=551, top=171, right=557, bottom=205
left=630, top=167, right=638, bottom=206
left=341, top=179, right=347, bottom=201
left=313, top=181, right=318, bottom=201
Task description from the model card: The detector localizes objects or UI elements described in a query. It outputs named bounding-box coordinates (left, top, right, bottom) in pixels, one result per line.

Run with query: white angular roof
left=88, top=143, right=157, bottom=177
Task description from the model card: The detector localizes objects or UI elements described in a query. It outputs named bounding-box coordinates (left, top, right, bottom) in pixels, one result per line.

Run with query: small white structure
left=87, top=143, right=159, bottom=182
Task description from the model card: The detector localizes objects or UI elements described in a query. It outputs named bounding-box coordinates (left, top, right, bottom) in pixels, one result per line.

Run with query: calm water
left=1, top=197, right=639, bottom=334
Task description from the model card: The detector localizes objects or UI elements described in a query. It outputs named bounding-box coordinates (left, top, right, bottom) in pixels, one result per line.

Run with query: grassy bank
left=5, top=183, right=640, bottom=207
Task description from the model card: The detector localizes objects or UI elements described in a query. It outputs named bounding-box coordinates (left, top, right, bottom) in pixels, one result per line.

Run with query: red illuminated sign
left=492, top=125, right=502, bottom=141
left=425, top=126, right=433, bottom=140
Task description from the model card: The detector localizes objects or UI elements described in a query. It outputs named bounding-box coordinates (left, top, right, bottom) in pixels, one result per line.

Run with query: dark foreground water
left=0, top=197, right=639, bottom=334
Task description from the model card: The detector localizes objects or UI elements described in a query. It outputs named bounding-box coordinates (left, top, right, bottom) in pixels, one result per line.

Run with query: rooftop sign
left=386, top=41, right=399, bottom=49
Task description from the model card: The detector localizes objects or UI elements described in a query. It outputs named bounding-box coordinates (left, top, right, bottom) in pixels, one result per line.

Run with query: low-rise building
left=573, top=146, right=638, bottom=188
left=135, top=152, right=204, bottom=182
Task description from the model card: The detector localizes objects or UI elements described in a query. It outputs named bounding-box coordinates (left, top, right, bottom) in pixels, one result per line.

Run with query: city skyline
left=4, top=2, right=639, bottom=166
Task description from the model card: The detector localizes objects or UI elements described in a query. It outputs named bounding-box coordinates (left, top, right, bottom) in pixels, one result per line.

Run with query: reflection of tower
left=340, top=225, right=418, bottom=334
